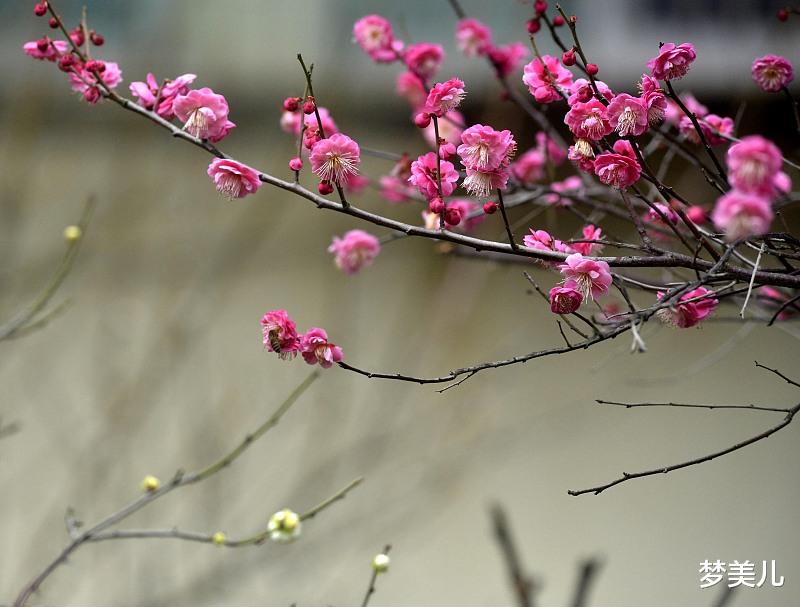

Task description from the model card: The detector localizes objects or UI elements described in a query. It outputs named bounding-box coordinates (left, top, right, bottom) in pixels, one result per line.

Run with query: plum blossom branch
left=11, top=372, right=364, bottom=607
left=568, top=364, right=800, bottom=496
left=491, top=505, right=536, bottom=607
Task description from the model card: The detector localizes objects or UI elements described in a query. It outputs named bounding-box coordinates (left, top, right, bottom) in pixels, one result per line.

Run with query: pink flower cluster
left=455, top=18, right=528, bottom=78
left=656, top=287, right=718, bottom=328
left=711, top=135, right=789, bottom=240
left=512, top=132, right=567, bottom=186
left=523, top=55, right=573, bottom=103
left=261, top=310, right=343, bottom=368
left=328, top=230, right=381, bottom=274
left=130, top=73, right=196, bottom=119
left=409, top=152, right=459, bottom=201
left=546, top=253, right=612, bottom=314
left=647, top=42, right=697, bottom=81
left=457, top=124, right=517, bottom=197
left=593, top=140, right=641, bottom=189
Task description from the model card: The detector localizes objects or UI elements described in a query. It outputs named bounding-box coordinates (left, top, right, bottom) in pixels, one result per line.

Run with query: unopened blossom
left=639, top=74, right=667, bottom=124
left=447, top=199, right=486, bottom=232
left=457, top=124, right=516, bottom=172
left=523, top=55, right=573, bottom=103
left=280, top=106, right=338, bottom=138
left=564, top=99, right=613, bottom=140
left=647, top=42, right=697, bottom=81
left=372, top=553, right=391, bottom=573
left=23, top=38, right=69, bottom=61
left=558, top=253, right=612, bottom=300
left=686, top=205, right=708, bottom=224
left=711, top=190, right=773, bottom=241
left=487, top=42, right=529, bottom=78
left=300, top=328, right=343, bottom=368
left=396, top=71, right=427, bottom=110
left=174, top=87, right=233, bottom=140
left=404, top=42, right=444, bottom=80
left=567, top=78, right=613, bottom=105
left=549, top=285, right=583, bottom=314
left=751, top=54, right=794, bottom=92
left=656, top=287, right=718, bottom=328
left=207, top=158, right=261, bottom=199
left=543, top=176, right=584, bottom=207
left=69, top=61, right=122, bottom=104
left=130, top=72, right=196, bottom=119
left=593, top=140, right=641, bottom=189
left=456, top=18, right=492, bottom=57
left=409, top=152, right=459, bottom=200
left=511, top=148, right=546, bottom=185
left=422, top=110, right=464, bottom=148
left=570, top=224, right=604, bottom=256
left=423, top=78, right=466, bottom=117
left=328, top=230, right=380, bottom=275
left=260, top=309, right=300, bottom=359
left=607, top=93, right=649, bottom=137
left=726, top=135, right=783, bottom=194
left=678, top=113, right=733, bottom=146
left=353, top=15, right=398, bottom=63
left=309, top=133, right=361, bottom=185
left=462, top=166, right=511, bottom=197
left=268, top=509, right=302, bottom=543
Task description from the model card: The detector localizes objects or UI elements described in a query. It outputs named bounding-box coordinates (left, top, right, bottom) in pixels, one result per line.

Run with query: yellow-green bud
left=63, top=225, right=82, bottom=242
left=211, top=531, right=226, bottom=546
left=267, top=508, right=302, bottom=543
left=372, top=553, right=390, bottom=573
left=141, top=475, right=160, bottom=492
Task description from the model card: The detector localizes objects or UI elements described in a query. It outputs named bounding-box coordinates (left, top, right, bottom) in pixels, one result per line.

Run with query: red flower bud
left=90, top=32, right=104, bottom=46
left=562, top=48, right=576, bottom=66
left=586, top=63, right=599, bottom=76
left=444, top=206, right=462, bottom=226
left=48, top=17, right=58, bottom=28
left=57, top=54, right=75, bottom=72
left=526, top=18, right=541, bottom=34
left=283, top=96, right=300, bottom=112
left=36, top=37, right=49, bottom=52
left=534, top=0, right=548, bottom=14
left=777, top=8, right=789, bottom=21
left=414, top=112, right=431, bottom=128
left=428, top=197, right=445, bottom=214
left=483, top=201, right=498, bottom=214
left=302, top=99, right=316, bottom=114
left=553, top=15, right=565, bottom=26
left=34, top=3, right=48, bottom=17
left=318, top=181, right=334, bottom=195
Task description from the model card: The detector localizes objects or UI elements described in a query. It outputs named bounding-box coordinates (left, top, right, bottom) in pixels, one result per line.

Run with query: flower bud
left=283, top=96, right=300, bottom=112
left=211, top=531, right=226, bottom=546
left=526, top=18, right=541, bottom=34
left=268, top=508, right=302, bottom=543
left=428, top=197, right=445, bottom=214
left=289, top=156, right=303, bottom=171
left=562, top=48, right=576, bottom=66
left=444, top=206, right=462, bottom=226
left=414, top=112, right=431, bottom=128
left=141, top=475, right=160, bottom=493
left=777, top=8, right=789, bottom=21
left=483, top=201, right=498, bottom=214
left=90, top=32, right=104, bottom=46
left=48, top=17, right=58, bottom=28
left=372, top=553, right=390, bottom=573
left=63, top=225, right=82, bottom=242
left=302, top=99, right=316, bottom=114
left=586, top=63, right=599, bottom=76
left=553, top=15, right=565, bottom=26
left=34, top=3, right=48, bottom=17
left=318, top=180, right=334, bottom=195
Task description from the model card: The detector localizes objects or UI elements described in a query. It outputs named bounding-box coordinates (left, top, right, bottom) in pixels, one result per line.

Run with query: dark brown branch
left=568, top=558, right=602, bottom=607
left=596, top=400, right=791, bottom=414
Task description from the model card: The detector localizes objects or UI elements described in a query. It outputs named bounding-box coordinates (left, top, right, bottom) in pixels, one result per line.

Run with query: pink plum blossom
left=656, top=287, right=718, bottom=328
left=456, top=18, right=492, bottom=57
left=564, top=99, right=613, bottom=140
left=174, top=87, right=234, bottom=141
left=751, top=54, right=794, bottom=92
left=570, top=225, right=604, bottom=256
left=568, top=139, right=596, bottom=172
left=130, top=72, right=196, bottom=119
left=523, top=55, right=573, bottom=103
left=487, top=42, right=529, bottom=78
left=678, top=113, right=733, bottom=146
left=647, top=202, right=680, bottom=226
left=463, top=167, right=511, bottom=197
left=207, top=158, right=262, bottom=199
left=726, top=135, right=783, bottom=195
left=23, top=38, right=69, bottom=61
left=567, top=78, right=613, bottom=105
left=309, top=133, right=361, bottom=185
left=549, top=285, right=583, bottom=314
left=379, top=175, right=414, bottom=203
left=404, top=43, right=444, bottom=80
left=711, top=190, right=773, bottom=241
left=457, top=124, right=516, bottom=172
left=328, top=230, right=380, bottom=274
left=524, top=229, right=572, bottom=258
left=593, top=140, right=641, bottom=189
left=639, top=74, right=667, bottom=124
left=261, top=309, right=300, bottom=359
left=409, top=152, right=459, bottom=200
left=559, top=253, right=612, bottom=300
left=647, top=42, right=697, bottom=81
left=353, top=15, right=398, bottom=63
left=423, top=78, right=466, bottom=117
left=69, top=61, right=122, bottom=104
left=607, top=93, right=649, bottom=137
left=511, top=148, right=546, bottom=185
left=300, top=328, right=343, bottom=368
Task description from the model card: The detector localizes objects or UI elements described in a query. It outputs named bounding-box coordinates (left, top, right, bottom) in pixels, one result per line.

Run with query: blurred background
left=1, top=1, right=799, bottom=606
